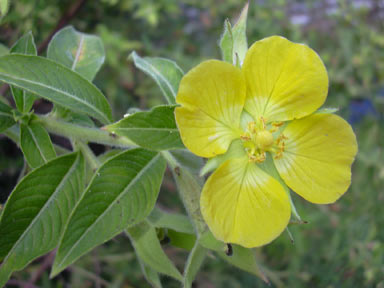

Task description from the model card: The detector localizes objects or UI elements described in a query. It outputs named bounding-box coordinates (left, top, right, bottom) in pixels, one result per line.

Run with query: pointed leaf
left=217, top=245, right=266, bottom=280
left=0, top=0, right=9, bottom=19
left=231, top=3, right=249, bottom=65
left=52, top=148, right=166, bottom=276
left=47, top=26, right=105, bottom=81
left=20, top=122, right=56, bottom=168
left=199, top=231, right=265, bottom=280
left=127, top=221, right=183, bottom=281
left=105, top=105, right=183, bottom=151
left=140, top=261, right=163, bottom=288
left=130, top=52, right=183, bottom=104
left=0, top=55, right=112, bottom=124
left=183, top=242, right=206, bottom=288
left=0, top=152, right=85, bottom=286
left=218, top=3, right=249, bottom=65
left=162, top=151, right=206, bottom=235
left=171, top=164, right=206, bottom=235
left=0, top=101, right=15, bottom=132
left=219, top=19, right=234, bottom=63
left=10, top=32, right=38, bottom=113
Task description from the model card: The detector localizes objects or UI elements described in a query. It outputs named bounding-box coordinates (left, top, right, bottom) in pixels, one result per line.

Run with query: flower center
left=240, top=117, right=287, bottom=163
left=255, top=130, right=274, bottom=150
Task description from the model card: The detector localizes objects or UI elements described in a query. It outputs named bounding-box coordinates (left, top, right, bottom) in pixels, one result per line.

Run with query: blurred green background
left=0, top=0, right=383, bottom=287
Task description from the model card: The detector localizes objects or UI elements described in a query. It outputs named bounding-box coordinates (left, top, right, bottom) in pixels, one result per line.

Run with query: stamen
left=241, top=117, right=287, bottom=163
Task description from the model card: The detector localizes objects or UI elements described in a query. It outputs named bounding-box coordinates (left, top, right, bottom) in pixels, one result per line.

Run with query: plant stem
left=76, top=141, right=100, bottom=171
left=35, top=115, right=135, bottom=148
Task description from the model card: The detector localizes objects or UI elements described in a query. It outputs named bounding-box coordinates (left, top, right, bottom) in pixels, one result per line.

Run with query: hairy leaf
left=0, top=153, right=85, bottom=286
left=52, top=149, right=166, bottom=276
left=0, top=55, right=112, bottom=124
left=231, top=3, right=249, bottom=65
left=130, top=51, right=183, bottom=104
left=127, top=221, right=183, bottom=281
left=105, top=105, right=183, bottom=151
left=47, top=26, right=105, bottom=81
left=218, top=3, right=248, bottom=66
left=219, top=19, right=233, bottom=63
left=20, top=122, right=56, bottom=168
left=10, top=32, right=38, bottom=112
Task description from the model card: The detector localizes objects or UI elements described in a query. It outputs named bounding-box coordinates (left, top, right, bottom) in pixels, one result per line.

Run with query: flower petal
left=242, top=36, right=328, bottom=122
left=274, top=114, right=358, bottom=204
left=175, top=60, right=245, bottom=158
left=200, top=157, right=291, bottom=248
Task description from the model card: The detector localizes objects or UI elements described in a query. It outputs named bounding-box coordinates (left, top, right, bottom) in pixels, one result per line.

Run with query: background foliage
left=0, top=0, right=383, bottom=287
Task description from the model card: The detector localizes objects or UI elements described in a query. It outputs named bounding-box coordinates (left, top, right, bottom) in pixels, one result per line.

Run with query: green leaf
left=0, top=55, right=112, bottom=124
left=105, top=105, right=183, bottom=151
left=47, top=26, right=105, bottom=81
left=199, top=231, right=226, bottom=252
left=126, top=220, right=183, bottom=281
left=0, top=100, right=15, bottom=132
left=217, top=245, right=267, bottom=281
left=199, top=231, right=267, bottom=282
left=183, top=242, right=206, bottom=288
left=47, top=25, right=105, bottom=125
left=169, top=149, right=204, bottom=177
left=0, top=43, right=8, bottom=56
left=140, top=261, right=162, bottom=288
left=219, top=19, right=234, bottom=63
left=0, top=152, right=85, bottom=287
left=147, top=207, right=196, bottom=251
left=162, top=151, right=206, bottom=235
left=218, top=3, right=248, bottom=65
left=20, top=122, right=56, bottom=168
left=130, top=51, right=183, bottom=104
left=231, top=3, right=249, bottom=65
left=10, top=32, right=38, bottom=113
left=148, top=207, right=194, bottom=234
left=0, top=0, right=9, bottom=19
left=167, top=230, right=196, bottom=251
left=52, top=148, right=166, bottom=276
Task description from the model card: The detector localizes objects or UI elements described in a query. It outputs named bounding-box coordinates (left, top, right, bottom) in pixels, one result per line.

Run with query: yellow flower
left=175, top=36, right=358, bottom=248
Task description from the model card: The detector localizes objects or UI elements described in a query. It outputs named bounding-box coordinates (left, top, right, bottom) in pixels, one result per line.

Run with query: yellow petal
left=274, top=114, right=358, bottom=204
left=242, top=36, right=328, bottom=122
left=175, top=60, right=245, bottom=158
left=200, top=157, right=291, bottom=248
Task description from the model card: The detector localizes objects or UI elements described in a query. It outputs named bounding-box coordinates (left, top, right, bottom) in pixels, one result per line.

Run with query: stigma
left=240, top=117, right=287, bottom=163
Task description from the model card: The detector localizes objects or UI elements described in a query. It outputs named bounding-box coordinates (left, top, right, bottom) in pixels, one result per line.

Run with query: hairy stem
left=35, top=115, right=135, bottom=148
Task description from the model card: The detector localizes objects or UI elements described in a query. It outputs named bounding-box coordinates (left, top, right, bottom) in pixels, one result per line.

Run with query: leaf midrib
left=0, top=154, right=79, bottom=268
left=55, top=153, right=161, bottom=270
left=134, top=54, right=177, bottom=98
left=27, top=125, right=48, bottom=163
left=0, top=69, right=109, bottom=124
